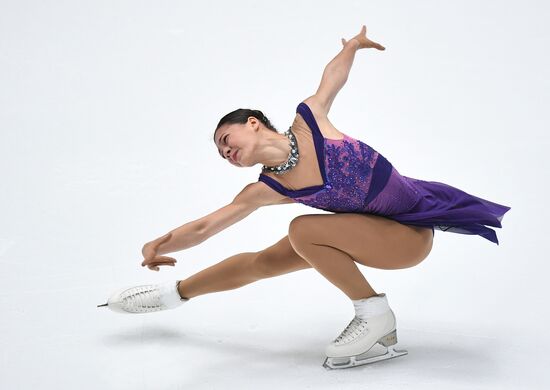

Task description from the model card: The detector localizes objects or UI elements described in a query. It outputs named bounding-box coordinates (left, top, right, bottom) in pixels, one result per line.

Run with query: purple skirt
left=366, top=167, right=511, bottom=245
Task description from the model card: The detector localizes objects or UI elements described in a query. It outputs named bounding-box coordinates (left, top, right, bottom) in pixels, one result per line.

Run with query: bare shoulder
left=302, top=95, right=329, bottom=118
left=301, top=95, right=345, bottom=140
left=233, top=180, right=295, bottom=208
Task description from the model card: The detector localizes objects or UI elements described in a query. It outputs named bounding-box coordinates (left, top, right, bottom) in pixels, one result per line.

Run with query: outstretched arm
left=312, top=25, right=385, bottom=115
left=142, top=181, right=283, bottom=270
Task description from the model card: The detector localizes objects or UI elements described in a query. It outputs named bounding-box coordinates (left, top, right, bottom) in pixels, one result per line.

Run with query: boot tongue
left=352, top=293, right=390, bottom=320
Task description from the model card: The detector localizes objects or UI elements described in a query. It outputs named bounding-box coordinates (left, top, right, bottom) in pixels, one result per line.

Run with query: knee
left=287, top=216, right=311, bottom=248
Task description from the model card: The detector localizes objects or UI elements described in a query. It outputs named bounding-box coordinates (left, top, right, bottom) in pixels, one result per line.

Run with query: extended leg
left=100, top=236, right=312, bottom=313
left=177, top=235, right=311, bottom=299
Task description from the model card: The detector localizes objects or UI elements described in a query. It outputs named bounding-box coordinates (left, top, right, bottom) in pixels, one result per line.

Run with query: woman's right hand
left=141, top=232, right=177, bottom=271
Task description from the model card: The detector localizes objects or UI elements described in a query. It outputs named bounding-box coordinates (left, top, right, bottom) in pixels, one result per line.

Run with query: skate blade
left=323, top=345, right=408, bottom=370
left=97, top=303, right=108, bottom=308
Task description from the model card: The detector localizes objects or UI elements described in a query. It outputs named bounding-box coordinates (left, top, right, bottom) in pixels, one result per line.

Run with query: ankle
left=176, top=280, right=190, bottom=301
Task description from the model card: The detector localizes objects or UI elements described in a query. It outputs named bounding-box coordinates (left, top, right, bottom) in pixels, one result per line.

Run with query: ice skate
left=97, top=280, right=189, bottom=314
left=322, top=293, right=408, bottom=369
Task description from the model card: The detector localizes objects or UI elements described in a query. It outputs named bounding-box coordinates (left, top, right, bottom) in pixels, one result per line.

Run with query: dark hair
left=213, top=108, right=278, bottom=142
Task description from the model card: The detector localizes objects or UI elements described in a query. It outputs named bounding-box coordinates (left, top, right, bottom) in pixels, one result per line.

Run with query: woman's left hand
left=342, top=25, right=385, bottom=51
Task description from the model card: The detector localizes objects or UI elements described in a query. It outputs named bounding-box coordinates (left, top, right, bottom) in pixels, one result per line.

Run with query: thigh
left=288, top=213, right=434, bottom=270
left=255, top=235, right=312, bottom=276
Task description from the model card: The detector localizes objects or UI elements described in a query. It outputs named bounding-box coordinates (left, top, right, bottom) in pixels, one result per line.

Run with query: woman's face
left=214, top=117, right=259, bottom=167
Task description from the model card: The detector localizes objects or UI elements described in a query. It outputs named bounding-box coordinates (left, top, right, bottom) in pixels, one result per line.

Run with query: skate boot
left=322, top=293, right=408, bottom=369
left=97, top=280, right=189, bottom=314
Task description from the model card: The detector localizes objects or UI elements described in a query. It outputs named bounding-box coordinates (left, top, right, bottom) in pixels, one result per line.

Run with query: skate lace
left=333, top=316, right=368, bottom=345
left=122, top=285, right=163, bottom=313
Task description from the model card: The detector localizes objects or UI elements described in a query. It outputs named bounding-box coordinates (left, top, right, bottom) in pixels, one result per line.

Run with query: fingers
left=155, top=255, right=177, bottom=263
left=142, top=255, right=177, bottom=268
left=147, top=263, right=175, bottom=271
left=146, top=262, right=176, bottom=271
left=143, top=260, right=176, bottom=268
left=358, top=24, right=384, bottom=50
left=363, top=37, right=385, bottom=50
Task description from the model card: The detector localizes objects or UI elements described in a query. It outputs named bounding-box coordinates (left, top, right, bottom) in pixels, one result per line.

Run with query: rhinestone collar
left=261, top=126, right=299, bottom=175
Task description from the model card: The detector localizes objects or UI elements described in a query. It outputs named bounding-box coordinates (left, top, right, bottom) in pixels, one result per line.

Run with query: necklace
left=261, top=126, right=299, bottom=175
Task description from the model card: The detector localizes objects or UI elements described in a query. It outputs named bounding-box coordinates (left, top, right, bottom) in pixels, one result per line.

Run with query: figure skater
left=98, top=25, right=511, bottom=369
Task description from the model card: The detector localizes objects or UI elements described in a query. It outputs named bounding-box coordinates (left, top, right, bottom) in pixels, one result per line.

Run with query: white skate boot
left=322, top=293, right=408, bottom=369
left=97, top=280, right=189, bottom=314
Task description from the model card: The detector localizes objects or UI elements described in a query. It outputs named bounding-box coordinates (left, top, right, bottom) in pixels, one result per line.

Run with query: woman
left=99, top=26, right=511, bottom=370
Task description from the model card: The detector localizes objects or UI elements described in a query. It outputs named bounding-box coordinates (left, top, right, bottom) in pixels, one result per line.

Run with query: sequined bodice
left=257, top=102, right=413, bottom=214
left=255, top=102, right=512, bottom=246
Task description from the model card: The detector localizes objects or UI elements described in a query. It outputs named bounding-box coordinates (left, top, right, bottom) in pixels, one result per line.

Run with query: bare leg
left=177, top=235, right=311, bottom=299
left=288, top=219, right=377, bottom=300
left=177, top=213, right=433, bottom=301
left=286, top=213, right=433, bottom=300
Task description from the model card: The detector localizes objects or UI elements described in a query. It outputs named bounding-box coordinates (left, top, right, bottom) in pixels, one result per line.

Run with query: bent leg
left=287, top=213, right=434, bottom=300
left=177, top=235, right=311, bottom=299
left=288, top=216, right=377, bottom=300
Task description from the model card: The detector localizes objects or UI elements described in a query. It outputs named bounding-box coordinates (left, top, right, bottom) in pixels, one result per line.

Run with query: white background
left=1, top=0, right=548, bottom=389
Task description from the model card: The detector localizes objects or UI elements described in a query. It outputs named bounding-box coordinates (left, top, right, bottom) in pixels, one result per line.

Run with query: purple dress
left=258, top=102, right=511, bottom=245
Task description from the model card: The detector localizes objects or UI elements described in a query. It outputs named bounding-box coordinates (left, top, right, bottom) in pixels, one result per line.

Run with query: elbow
left=195, top=221, right=209, bottom=242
